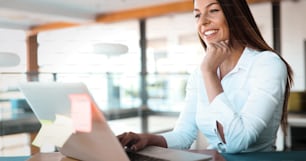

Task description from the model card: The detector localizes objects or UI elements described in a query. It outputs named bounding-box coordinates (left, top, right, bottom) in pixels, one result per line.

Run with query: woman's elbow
left=223, top=144, right=246, bottom=153
left=222, top=135, right=255, bottom=153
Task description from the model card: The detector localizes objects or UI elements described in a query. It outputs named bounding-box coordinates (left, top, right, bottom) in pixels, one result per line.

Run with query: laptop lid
left=19, top=82, right=91, bottom=121
left=19, top=82, right=130, bottom=161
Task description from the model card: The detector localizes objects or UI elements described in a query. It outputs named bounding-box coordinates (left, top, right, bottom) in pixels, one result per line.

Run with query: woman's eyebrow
left=193, top=2, right=219, bottom=12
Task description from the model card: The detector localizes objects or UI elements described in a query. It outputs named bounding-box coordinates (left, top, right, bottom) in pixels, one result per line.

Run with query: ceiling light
left=0, top=52, right=20, bottom=67
left=93, top=43, right=128, bottom=57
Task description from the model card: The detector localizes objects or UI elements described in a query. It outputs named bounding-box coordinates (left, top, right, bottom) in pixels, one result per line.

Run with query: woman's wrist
left=146, top=134, right=167, bottom=148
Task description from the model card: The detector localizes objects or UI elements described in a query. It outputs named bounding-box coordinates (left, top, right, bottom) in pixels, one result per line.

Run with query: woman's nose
left=199, top=14, right=210, bottom=26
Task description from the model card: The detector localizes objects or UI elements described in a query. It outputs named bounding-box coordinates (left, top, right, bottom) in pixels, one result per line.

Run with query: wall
left=250, top=1, right=306, bottom=91
left=282, top=0, right=306, bottom=91
left=250, top=3, right=273, bottom=47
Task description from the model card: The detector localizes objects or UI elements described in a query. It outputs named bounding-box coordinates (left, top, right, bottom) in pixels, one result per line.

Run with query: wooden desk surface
left=190, top=150, right=225, bottom=161
left=27, top=150, right=225, bottom=161
left=27, top=152, right=77, bottom=161
left=2, top=150, right=306, bottom=161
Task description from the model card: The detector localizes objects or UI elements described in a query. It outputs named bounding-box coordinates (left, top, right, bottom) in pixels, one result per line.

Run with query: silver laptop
left=19, top=82, right=212, bottom=161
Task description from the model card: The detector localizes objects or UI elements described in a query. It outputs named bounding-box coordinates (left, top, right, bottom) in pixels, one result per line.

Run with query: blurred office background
left=1, top=0, right=306, bottom=156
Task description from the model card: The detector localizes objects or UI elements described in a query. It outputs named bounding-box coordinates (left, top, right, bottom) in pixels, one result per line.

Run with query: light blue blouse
left=162, top=47, right=288, bottom=153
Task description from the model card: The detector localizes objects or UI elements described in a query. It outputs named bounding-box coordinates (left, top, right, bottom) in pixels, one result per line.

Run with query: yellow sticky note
left=32, top=125, right=49, bottom=147
left=40, top=120, right=53, bottom=125
left=32, top=121, right=53, bottom=147
left=69, top=94, right=92, bottom=133
left=33, top=115, right=74, bottom=148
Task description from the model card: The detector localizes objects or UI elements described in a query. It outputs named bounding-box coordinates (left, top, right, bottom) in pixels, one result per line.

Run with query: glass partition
left=1, top=13, right=204, bottom=121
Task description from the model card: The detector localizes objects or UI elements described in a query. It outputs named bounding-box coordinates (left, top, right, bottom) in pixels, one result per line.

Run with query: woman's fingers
left=117, top=132, right=143, bottom=150
left=209, top=40, right=229, bottom=52
left=202, top=40, right=230, bottom=72
left=118, top=132, right=136, bottom=147
left=117, top=132, right=149, bottom=151
left=131, top=140, right=145, bottom=151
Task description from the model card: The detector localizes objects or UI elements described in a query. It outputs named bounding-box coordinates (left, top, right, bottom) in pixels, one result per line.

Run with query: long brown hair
left=196, top=0, right=294, bottom=135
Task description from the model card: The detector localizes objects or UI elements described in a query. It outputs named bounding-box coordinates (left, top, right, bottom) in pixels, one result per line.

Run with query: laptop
left=19, top=82, right=212, bottom=161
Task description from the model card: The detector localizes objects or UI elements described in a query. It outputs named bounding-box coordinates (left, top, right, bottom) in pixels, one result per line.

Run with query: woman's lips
left=203, top=29, right=218, bottom=40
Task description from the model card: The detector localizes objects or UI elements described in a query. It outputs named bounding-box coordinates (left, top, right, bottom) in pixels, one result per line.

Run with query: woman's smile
left=203, top=29, right=219, bottom=41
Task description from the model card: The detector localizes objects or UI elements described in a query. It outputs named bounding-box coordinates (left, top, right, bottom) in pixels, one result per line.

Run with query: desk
left=0, top=156, right=29, bottom=161
left=0, top=112, right=41, bottom=154
left=222, top=150, right=306, bottom=161
left=192, top=150, right=306, bottom=161
left=2, top=150, right=306, bottom=161
left=3, top=151, right=224, bottom=161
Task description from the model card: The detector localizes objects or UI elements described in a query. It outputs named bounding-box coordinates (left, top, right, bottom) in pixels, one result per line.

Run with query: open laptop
left=19, top=82, right=212, bottom=161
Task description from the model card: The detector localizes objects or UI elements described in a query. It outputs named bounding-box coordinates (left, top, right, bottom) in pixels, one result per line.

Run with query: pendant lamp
left=93, top=43, right=128, bottom=57
left=0, top=52, right=20, bottom=67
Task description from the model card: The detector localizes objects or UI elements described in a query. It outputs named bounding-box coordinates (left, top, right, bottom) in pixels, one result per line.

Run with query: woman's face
left=193, top=0, right=229, bottom=45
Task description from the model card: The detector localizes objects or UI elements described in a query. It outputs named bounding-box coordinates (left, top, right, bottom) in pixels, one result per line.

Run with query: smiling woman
left=116, top=0, right=294, bottom=154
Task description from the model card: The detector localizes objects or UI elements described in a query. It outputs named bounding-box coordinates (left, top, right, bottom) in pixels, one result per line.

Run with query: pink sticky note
left=69, top=94, right=92, bottom=133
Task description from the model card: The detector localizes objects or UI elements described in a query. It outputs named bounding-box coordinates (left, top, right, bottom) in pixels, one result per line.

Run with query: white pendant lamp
left=93, top=43, right=128, bottom=57
left=0, top=52, right=20, bottom=67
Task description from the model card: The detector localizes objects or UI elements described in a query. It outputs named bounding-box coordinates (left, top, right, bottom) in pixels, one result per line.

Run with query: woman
left=118, top=0, right=293, bottom=153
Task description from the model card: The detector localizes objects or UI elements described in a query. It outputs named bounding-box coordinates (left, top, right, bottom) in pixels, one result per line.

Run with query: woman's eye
left=210, top=9, right=220, bottom=13
left=194, top=14, right=200, bottom=18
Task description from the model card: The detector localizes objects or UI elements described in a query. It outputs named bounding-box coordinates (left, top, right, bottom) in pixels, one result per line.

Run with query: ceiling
left=0, top=0, right=272, bottom=34
left=0, top=0, right=187, bottom=31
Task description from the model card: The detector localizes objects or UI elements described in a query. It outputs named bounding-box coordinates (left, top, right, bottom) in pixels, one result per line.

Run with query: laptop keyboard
left=126, top=151, right=169, bottom=161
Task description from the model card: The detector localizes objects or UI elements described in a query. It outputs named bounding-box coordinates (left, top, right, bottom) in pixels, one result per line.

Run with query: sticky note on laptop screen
left=33, top=115, right=74, bottom=147
left=69, top=94, right=92, bottom=133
